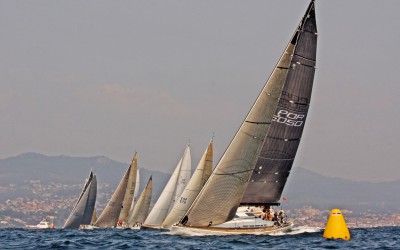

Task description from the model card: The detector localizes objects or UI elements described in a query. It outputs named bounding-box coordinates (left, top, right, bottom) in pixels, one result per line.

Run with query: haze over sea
left=1, top=226, right=398, bottom=249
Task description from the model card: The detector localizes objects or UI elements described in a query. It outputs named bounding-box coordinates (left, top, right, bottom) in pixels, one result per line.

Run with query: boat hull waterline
left=170, top=222, right=294, bottom=236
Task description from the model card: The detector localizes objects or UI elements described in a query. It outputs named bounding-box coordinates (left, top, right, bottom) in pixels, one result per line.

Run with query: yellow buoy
left=323, top=208, right=350, bottom=240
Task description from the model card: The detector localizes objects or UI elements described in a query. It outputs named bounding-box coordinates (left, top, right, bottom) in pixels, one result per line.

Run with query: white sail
left=118, top=153, right=138, bottom=223
left=128, top=176, right=153, bottom=226
left=132, top=168, right=140, bottom=208
left=63, top=171, right=97, bottom=229
left=169, top=145, right=191, bottom=213
left=162, top=141, right=213, bottom=228
left=94, top=165, right=130, bottom=228
left=143, top=145, right=191, bottom=228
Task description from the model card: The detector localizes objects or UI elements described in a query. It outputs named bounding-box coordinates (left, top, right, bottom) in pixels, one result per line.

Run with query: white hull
left=170, top=221, right=293, bottom=236
left=25, top=219, right=54, bottom=229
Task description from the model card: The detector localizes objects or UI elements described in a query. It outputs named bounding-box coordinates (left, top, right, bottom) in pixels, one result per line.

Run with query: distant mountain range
left=1, top=152, right=399, bottom=213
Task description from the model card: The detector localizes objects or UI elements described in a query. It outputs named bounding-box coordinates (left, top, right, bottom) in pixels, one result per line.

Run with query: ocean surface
left=0, top=226, right=398, bottom=249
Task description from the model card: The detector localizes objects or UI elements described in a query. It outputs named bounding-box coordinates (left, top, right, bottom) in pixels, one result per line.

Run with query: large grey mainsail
left=94, top=165, right=130, bottom=228
left=63, top=171, right=97, bottom=229
left=241, top=0, right=317, bottom=205
left=128, top=176, right=153, bottom=226
left=183, top=0, right=317, bottom=227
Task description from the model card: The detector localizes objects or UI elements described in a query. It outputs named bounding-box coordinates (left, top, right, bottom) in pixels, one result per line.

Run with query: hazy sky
left=1, top=0, right=399, bottom=182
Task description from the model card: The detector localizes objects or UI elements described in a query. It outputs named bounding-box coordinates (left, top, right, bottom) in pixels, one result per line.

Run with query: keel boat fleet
left=62, top=0, right=317, bottom=236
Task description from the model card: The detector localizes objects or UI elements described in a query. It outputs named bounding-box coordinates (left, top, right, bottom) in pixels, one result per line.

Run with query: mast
left=182, top=0, right=317, bottom=227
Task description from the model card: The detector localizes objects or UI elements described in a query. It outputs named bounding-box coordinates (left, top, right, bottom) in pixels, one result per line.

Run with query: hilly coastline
left=0, top=152, right=399, bottom=226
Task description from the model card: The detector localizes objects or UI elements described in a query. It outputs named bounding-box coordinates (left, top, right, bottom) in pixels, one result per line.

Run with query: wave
left=269, top=226, right=322, bottom=236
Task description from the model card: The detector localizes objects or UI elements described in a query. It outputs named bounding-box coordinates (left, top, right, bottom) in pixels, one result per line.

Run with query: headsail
left=162, top=140, right=213, bottom=228
left=143, top=145, right=191, bottom=228
left=63, top=171, right=97, bottom=229
left=94, top=165, right=130, bottom=228
left=118, top=153, right=138, bottom=223
left=183, top=0, right=317, bottom=227
left=128, top=176, right=153, bottom=225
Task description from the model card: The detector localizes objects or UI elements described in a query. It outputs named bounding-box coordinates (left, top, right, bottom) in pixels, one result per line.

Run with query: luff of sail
left=94, top=165, right=130, bottom=228
left=128, top=176, right=153, bottom=226
left=63, top=171, right=97, bottom=229
left=183, top=0, right=317, bottom=227
left=242, top=1, right=317, bottom=205
left=162, top=140, right=213, bottom=228
left=143, top=145, right=191, bottom=228
left=118, top=153, right=138, bottom=223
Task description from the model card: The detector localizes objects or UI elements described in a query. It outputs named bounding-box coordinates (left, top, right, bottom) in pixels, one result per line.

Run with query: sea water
left=0, top=226, right=398, bottom=249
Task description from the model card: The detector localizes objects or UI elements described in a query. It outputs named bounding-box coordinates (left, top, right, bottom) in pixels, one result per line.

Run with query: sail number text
left=272, top=110, right=304, bottom=127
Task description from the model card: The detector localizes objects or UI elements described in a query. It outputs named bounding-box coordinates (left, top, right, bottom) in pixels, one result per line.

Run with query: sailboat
left=171, top=0, right=317, bottom=235
left=116, top=153, right=138, bottom=228
left=162, top=140, right=213, bottom=228
left=127, top=176, right=153, bottom=229
left=63, top=170, right=97, bottom=229
left=94, top=158, right=133, bottom=228
left=143, top=145, right=191, bottom=229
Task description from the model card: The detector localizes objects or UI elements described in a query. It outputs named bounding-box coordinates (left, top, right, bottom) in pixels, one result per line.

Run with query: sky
left=1, top=0, right=399, bottom=182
